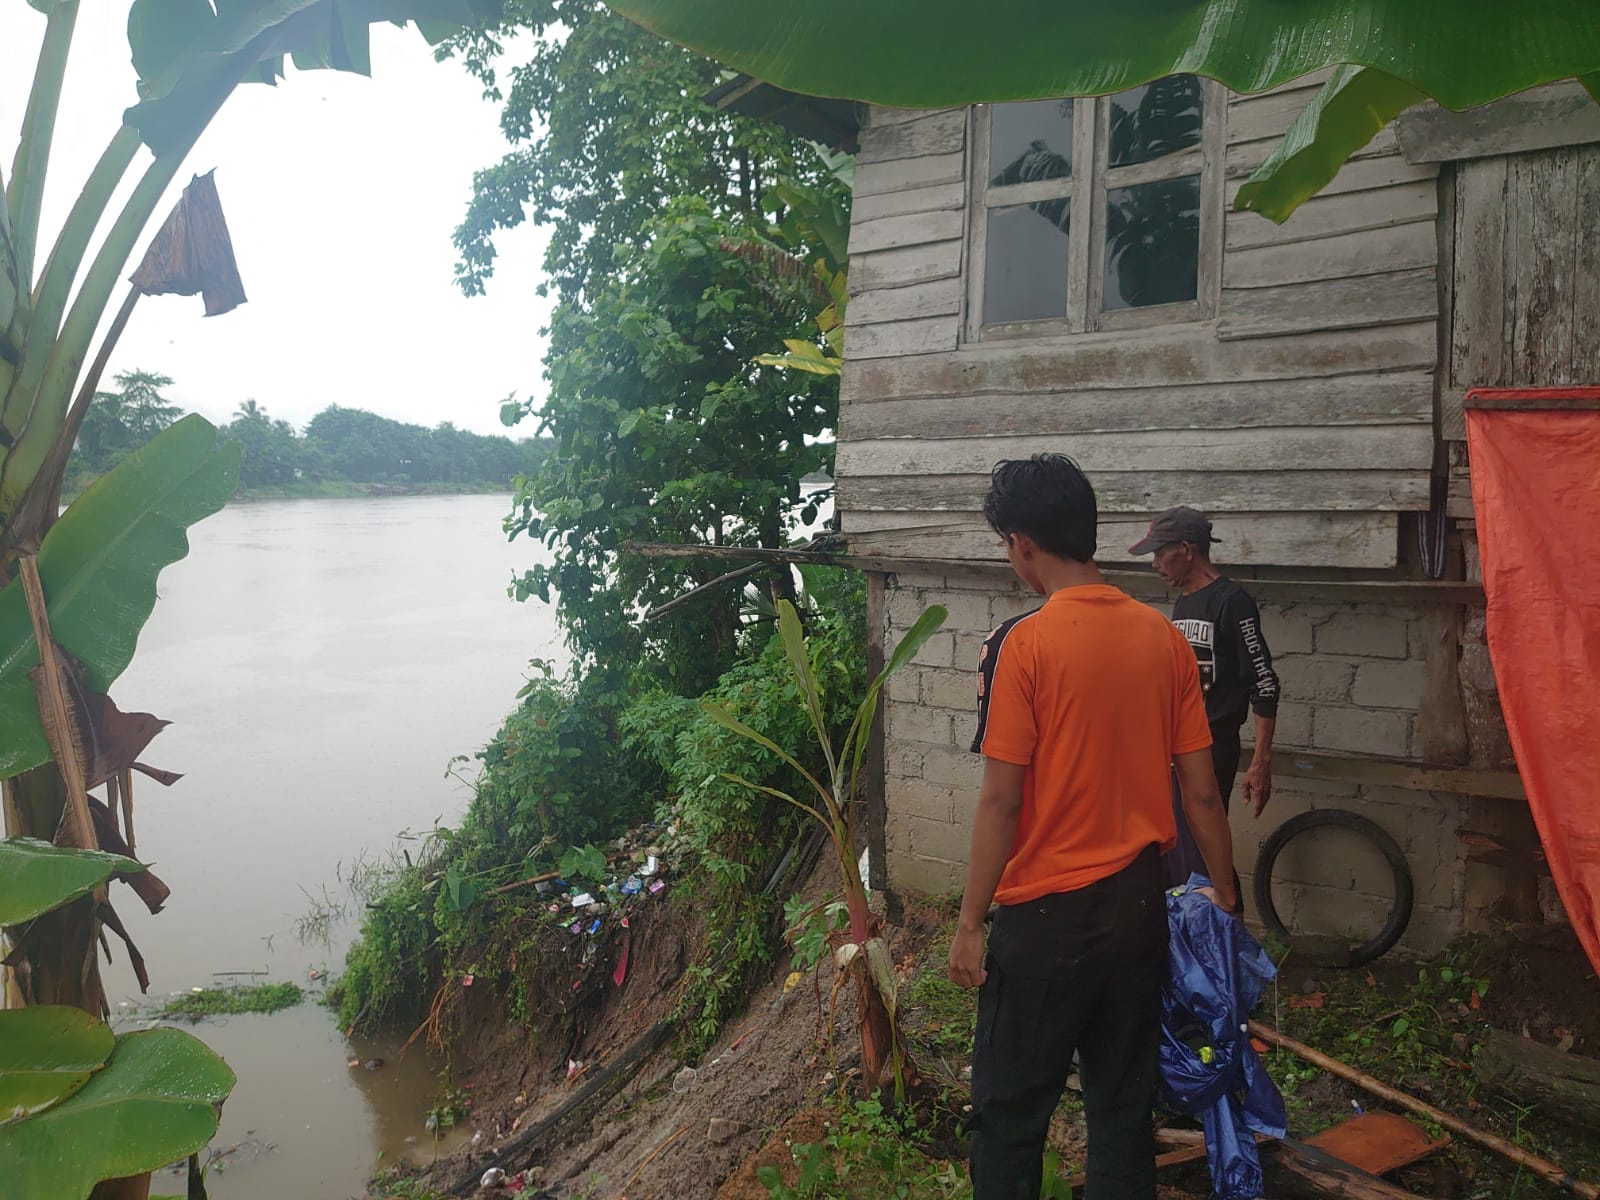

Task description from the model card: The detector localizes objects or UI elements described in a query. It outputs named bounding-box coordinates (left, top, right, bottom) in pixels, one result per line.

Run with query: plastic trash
left=621, top=876, right=642, bottom=896
left=648, top=879, right=666, bottom=894
left=571, top=892, right=594, bottom=908
left=569, top=920, right=584, bottom=935
left=640, top=855, right=660, bottom=877
left=586, top=918, right=601, bottom=935
left=672, top=1065, right=699, bottom=1094
left=480, top=1166, right=507, bottom=1189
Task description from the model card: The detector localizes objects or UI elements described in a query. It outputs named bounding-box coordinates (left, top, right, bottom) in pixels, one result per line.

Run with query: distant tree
left=70, top=370, right=182, bottom=478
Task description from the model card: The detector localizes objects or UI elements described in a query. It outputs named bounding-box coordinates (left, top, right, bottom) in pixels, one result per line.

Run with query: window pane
left=985, top=200, right=1071, bottom=325
left=1103, top=175, right=1200, bottom=311
left=989, top=100, right=1073, bottom=186
left=1107, top=75, right=1203, bottom=168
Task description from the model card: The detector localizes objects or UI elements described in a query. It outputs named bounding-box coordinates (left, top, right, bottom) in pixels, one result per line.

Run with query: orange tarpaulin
left=1467, top=397, right=1600, bottom=974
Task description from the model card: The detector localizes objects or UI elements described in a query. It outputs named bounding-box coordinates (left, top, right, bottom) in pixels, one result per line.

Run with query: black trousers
left=1163, top=727, right=1242, bottom=890
left=969, top=846, right=1167, bottom=1200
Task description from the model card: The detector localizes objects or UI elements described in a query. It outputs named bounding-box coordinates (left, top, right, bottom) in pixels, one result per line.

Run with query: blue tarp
left=1159, top=876, right=1288, bottom=1200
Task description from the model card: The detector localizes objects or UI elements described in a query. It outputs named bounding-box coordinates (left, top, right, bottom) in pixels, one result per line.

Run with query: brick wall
left=877, top=567, right=1502, bottom=954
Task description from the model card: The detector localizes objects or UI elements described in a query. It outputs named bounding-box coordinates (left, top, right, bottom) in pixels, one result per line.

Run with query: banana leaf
left=0, top=1027, right=235, bottom=1200
left=0, top=838, right=145, bottom=926
left=0, top=416, right=240, bottom=780
left=601, top=1, right=1600, bottom=218
left=123, top=0, right=504, bottom=155
left=0, top=1007, right=115, bottom=1128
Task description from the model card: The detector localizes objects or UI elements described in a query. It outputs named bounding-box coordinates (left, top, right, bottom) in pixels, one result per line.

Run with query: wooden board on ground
left=1304, top=1112, right=1451, bottom=1176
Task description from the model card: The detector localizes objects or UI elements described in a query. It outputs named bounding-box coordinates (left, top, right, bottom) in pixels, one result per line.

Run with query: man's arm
left=1230, top=593, right=1280, bottom=818
left=947, top=757, right=1027, bottom=988
left=1174, top=747, right=1240, bottom=913
left=1244, top=714, right=1276, bottom=817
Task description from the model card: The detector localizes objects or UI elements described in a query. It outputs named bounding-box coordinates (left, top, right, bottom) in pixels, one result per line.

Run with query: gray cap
left=1127, top=506, right=1219, bottom=555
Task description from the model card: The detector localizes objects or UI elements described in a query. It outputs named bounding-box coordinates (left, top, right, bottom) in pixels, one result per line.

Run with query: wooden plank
left=1226, top=220, right=1436, bottom=288
left=851, top=180, right=964, bottom=224
left=848, top=277, right=962, bottom=325
left=840, top=510, right=1402, bottom=568
left=850, top=209, right=964, bottom=255
left=1240, top=67, right=1337, bottom=100
left=1448, top=156, right=1509, bottom=439
left=840, top=323, right=1437, bottom=403
left=1509, top=149, right=1579, bottom=386
left=1275, top=748, right=1524, bottom=800
left=1396, top=81, right=1600, bottom=164
left=1218, top=267, right=1438, bottom=341
left=849, top=238, right=962, bottom=292
left=1304, top=1113, right=1450, bottom=1176
left=1575, top=149, right=1600, bottom=384
left=836, top=469, right=1432, bottom=514
left=834, top=425, right=1434, bottom=478
left=864, top=105, right=962, bottom=128
left=844, top=315, right=960, bottom=360
left=1271, top=1138, right=1427, bottom=1200
left=1226, top=154, right=1438, bottom=202
left=1226, top=83, right=1330, bottom=144
left=1226, top=180, right=1437, bottom=250
left=839, top=373, right=1434, bottom=440
left=856, top=108, right=965, bottom=164
left=852, top=151, right=965, bottom=199
left=1227, top=123, right=1400, bottom=177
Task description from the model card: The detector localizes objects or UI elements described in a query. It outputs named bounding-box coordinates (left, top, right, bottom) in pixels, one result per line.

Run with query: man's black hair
left=982, top=453, right=1098, bottom=563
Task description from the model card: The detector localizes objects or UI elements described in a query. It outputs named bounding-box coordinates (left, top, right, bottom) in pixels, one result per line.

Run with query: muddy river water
left=108, top=494, right=562, bottom=1199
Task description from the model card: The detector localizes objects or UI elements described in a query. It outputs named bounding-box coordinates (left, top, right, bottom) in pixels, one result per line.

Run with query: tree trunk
left=1475, top=1029, right=1600, bottom=1131
left=2, top=765, right=107, bottom=1014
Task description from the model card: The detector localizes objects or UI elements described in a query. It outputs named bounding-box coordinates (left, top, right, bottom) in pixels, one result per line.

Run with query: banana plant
left=0, top=839, right=235, bottom=1200
left=1, top=4, right=499, bottom=1192
left=703, top=599, right=947, bottom=1102
left=598, top=0, right=1600, bottom=222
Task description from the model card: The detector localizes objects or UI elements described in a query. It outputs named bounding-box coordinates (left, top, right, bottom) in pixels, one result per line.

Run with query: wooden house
left=823, top=75, right=1600, bottom=951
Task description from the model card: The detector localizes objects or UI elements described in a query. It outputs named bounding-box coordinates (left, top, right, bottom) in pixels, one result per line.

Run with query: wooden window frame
left=964, top=80, right=1226, bottom=342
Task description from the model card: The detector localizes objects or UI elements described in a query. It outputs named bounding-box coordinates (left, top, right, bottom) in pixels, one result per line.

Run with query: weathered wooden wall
left=838, top=73, right=1442, bottom=568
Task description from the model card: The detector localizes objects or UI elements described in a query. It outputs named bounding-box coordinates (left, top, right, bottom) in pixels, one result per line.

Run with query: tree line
left=68, top=370, right=552, bottom=493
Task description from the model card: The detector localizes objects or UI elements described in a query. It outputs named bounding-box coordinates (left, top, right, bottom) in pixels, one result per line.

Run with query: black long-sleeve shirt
left=1171, top=577, right=1279, bottom=733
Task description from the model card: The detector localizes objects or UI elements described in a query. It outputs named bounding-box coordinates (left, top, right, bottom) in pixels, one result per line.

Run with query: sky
left=1, top=8, right=551, bottom=437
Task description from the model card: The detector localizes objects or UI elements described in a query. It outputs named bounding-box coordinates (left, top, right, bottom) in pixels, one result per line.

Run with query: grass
left=157, top=982, right=304, bottom=1020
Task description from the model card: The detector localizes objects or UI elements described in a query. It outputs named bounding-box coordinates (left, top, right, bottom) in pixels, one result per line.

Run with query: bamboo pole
left=1251, top=1021, right=1600, bottom=1200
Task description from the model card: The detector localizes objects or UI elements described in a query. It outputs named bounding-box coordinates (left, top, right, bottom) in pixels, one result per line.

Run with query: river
left=108, top=494, right=563, bottom=1199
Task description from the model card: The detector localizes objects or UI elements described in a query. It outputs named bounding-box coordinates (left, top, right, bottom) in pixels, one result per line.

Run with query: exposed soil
left=390, top=871, right=1600, bottom=1200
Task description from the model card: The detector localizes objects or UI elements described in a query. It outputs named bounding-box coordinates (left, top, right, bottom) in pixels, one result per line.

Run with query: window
left=967, top=76, right=1223, bottom=339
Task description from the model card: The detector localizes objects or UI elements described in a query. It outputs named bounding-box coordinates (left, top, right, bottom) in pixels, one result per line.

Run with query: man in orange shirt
left=948, top=455, right=1240, bottom=1200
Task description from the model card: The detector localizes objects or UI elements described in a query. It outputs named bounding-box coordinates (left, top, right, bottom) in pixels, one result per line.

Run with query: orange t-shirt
left=972, top=584, right=1213, bottom=905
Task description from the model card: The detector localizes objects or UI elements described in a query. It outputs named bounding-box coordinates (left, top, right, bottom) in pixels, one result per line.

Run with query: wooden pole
left=1251, top=1021, right=1600, bottom=1200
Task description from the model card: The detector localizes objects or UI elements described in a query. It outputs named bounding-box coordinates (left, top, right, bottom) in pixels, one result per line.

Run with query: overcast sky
left=2, top=8, right=550, bottom=437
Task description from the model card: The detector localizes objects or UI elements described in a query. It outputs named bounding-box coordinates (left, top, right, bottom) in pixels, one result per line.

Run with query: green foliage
left=784, top=894, right=849, bottom=974
left=446, top=0, right=835, bottom=303
left=600, top=0, right=1600, bottom=223
left=0, top=856, right=235, bottom=1200
left=0, top=416, right=240, bottom=779
left=620, top=570, right=865, bottom=1053
left=903, top=925, right=980, bottom=1061
left=0, top=1006, right=115, bottom=1125
left=0, top=1028, right=236, bottom=1200
left=67, top=370, right=182, bottom=486
left=558, top=843, right=609, bottom=884
left=502, top=198, right=840, bottom=694
left=156, top=982, right=303, bottom=1020
left=0, top=838, right=146, bottom=926
left=758, top=1098, right=972, bottom=1200
left=1235, top=66, right=1428, bottom=222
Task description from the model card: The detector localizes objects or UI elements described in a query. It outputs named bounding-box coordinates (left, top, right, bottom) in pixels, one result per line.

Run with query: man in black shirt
left=1130, top=507, right=1279, bottom=848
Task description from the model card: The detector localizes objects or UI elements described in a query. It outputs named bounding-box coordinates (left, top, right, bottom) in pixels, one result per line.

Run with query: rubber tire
left=1252, top=808, right=1414, bottom=968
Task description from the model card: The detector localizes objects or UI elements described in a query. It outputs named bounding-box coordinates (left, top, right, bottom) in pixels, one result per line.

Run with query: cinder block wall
left=878, top=567, right=1503, bottom=954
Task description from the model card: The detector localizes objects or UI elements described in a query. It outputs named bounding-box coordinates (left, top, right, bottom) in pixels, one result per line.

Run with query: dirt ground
left=394, top=863, right=1600, bottom=1200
